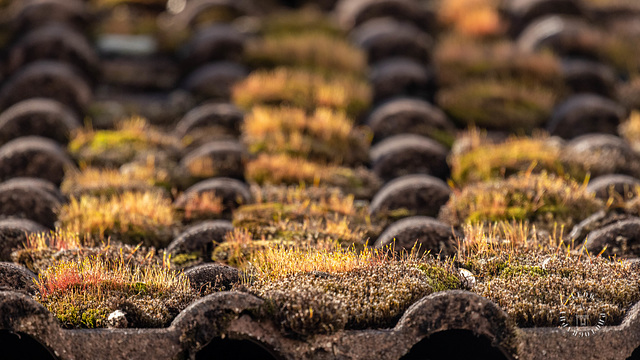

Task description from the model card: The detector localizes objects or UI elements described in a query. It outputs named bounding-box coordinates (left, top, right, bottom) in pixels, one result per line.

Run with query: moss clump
left=438, top=0, right=504, bottom=37
left=232, top=202, right=373, bottom=249
left=619, top=111, right=640, bottom=153
left=11, top=229, right=165, bottom=275
left=439, top=172, right=604, bottom=232
left=176, top=192, right=224, bottom=223
left=68, top=117, right=181, bottom=166
left=60, top=163, right=170, bottom=198
left=437, top=80, right=556, bottom=131
left=34, top=255, right=196, bottom=328
left=211, top=230, right=294, bottom=268
left=470, top=251, right=639, bottom=327
left=245, top=154, right=380, bottom=199
left=458, top=221, right=640, bottom=327
left=434, top=36, right=562, bottom=88
left=225, top=187, right=389, bottom=261
left=57, top=191, right=178, bottom=248
left=243, top=106, right=370, bottom=166
left=232, top=68, right=371, bottom=118
left=242, top=246, right=460, bottom=337
left=260, top=7, right=343, bottom=38
left=245, top=33, right=366, bottom=76
left=221, top=187, right=392, bottom=268
left=450, top=131, right=567, bottom=185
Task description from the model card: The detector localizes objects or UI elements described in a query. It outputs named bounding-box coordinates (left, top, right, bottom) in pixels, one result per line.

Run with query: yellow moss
left=23, top=229, right=85, bottom=251
left=619, top=110, right=640, bottom=152
left=440, top=172, right=604, bottom=231
left=451, top=131, right=565, bottom=185
left=434, top=36, right=562, bottom=88
left=181, top=192, right=224, bottom=222
left=243, top=106, right=369, bottom=164
left=245, top=33, right=366, bottom=76
left=232, top=68, right=371, bottom=118
left=68, top=117, right=180, bottom=165
left=34, top=255, right=194, bottom=328
left=249, top=244, right=387, bottom=281
left=57, top=191, right=177, bottom=247
left=260, top=7, right=343, bottom=37
left=438, top=0, right=504, bottom=37
left=437, top=80, right=556, bottom=131
left=61, top=161, right=167, bottom=197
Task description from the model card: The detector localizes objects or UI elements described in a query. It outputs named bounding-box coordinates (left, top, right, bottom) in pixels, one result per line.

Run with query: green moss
left=434, top=37, right=563, bottom=89
left=437, top=80, right=556, bottom=131
left=68, top=118, right=181, bottom=166
left=172, top=252, right=201, bottom=267
left=500, top=265, right=546, bottom=278
left=439, top=172, right=604, bottom=233
left=260, top=7, right=343, bottom=38
left=244, top=33, right=366, bottom=77
left=458, top=221, right=640, bottom=328
left=80, top=308, right=106, bottom=328
left=416, top=264, right=461, bottom=292
left=35, top=256, right=197, bottom=329
left=232, top=68, right=372, bottom=119
left=470, top=253, right=640, bottom=327
left=451, top=134, right=570, bottom=185
left=231, top=190, right=385, bottom=249
left=243, top=259, right=460, bottom=337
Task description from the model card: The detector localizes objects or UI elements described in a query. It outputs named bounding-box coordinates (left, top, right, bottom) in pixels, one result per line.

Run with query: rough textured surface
left=175, top=102, right=244, bottom=138
left=350, top=18, right=433, bottom=64
left=0, top=136, right=76, bottom=186
left=585, top=218, right=640, bottom=257
left=184, top=263, right=241, bottom=294
left=0, top=263, right=37, bottom=294
left=547, top=94, right=627, bottom=139
left=0, top=179, right=63, bottom=229
left=179, top=140, right=247, bottom=182
left=0, top=98, right=80, bottom=145
left=0, top=289, right=639, bottom=359
left=370, top=134, right=449, bottom=182
left=587, top=174, right=640, bottom=200
left=0, top=61, right=92, bottom=114
left=370, top=58, right=435, bottom=103
left=0, top=218, right=47, bottom=261
left=369, top=174, right=451, bottom=218
left=167, top=220, right=234, bottom=263
left=374, top=216, right=458, bottom=256
left=560, top=134, right=640, bottom=179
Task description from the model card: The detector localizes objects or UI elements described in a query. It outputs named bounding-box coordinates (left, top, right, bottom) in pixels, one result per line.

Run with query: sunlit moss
left=178, top=192, right=225, bottom=223
left=242, top=244, right=460, bottom=337
left=61, top=161, right=170, bottom=197
left=260, top=7, right=343, bottom=37
left=434, top=36, right=562, bottom=88
left=458, top=222, right=640, bottom=327
left=232, top=68, right=371, bottom=118
left=34, top=255, right=195, bottom=328
left=68, top=117, right=181, bottom=166
left=245, top=33, right=366, bottom=76
left=439, top=172, right=604, bottom=232
left=619, top=111, right=640, bottom=153
left=438, top=0, right=504, bottom=37
left=245, top=154, right=380, bottom=199
left=243, top=106, right=370, bottom=165
left=450, top=130, right=567, bottom=185
left=57, top=191, right=178, bottom=248
left=437, top=80, right=556, bottom=131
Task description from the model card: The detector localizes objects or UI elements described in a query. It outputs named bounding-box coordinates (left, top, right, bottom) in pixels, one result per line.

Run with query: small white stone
left=107, top=310, right=128, bottom=329
left=458, top=268, right=476, bottom=289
